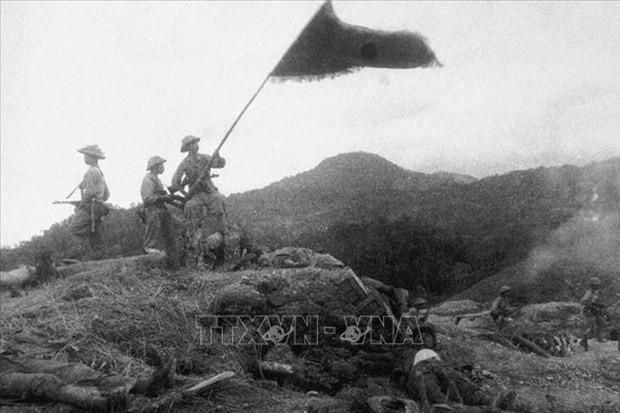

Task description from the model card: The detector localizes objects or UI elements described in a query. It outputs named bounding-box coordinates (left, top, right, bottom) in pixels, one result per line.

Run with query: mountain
left=226, top=152, right=478, bottom=244
left=226, top=152, right=620, bottom=298
left=3, top=151, right=618, bottom=302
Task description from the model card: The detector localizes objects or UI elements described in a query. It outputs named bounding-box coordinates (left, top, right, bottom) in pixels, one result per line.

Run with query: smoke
left=524, top=210, right=620, bottom=282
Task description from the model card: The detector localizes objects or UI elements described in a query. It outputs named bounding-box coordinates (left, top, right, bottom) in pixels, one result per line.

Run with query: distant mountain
left=226, top=152, right=620, bottom=299
left=228, top=152, right=619, bottom=246
left=227, top=152, right=476, bottom=243
left=430, top=171, right=478, bottom=185
left=3, top=150, right=617, bottom=303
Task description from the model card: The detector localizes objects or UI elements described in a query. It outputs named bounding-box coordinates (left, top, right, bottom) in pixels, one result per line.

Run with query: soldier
left=490, top=285, right=514, bottom=331
left=580, top=277, right=604, bottom=351
left=257, top=246, right=344, bottom=270
left=140, top=156, right=177, bottom=259
left=1, top=355, right=173, bottom=412
left=69, top=145, right=110, bottom=257
left=169, top=135, right=227, bottom=267
left=405, top=297, right=431, bottom=324
left=406, top=349, right=516, bottom=412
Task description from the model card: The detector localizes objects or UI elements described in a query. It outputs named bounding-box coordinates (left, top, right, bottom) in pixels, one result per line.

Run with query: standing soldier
left=169, top=135, right=227, bottom=267
left=140, top=156, right=179, bottom=268
left=69, top=145, right=110, bottom=258
left=580, top=277, right=604, bottom=351
left=490, top=285, right=514, bottom=332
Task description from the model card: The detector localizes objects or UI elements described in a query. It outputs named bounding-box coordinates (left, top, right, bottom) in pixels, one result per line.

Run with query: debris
left=184, top=371, right=236, bottom=395
left=453, top=310, right=491, bottom=325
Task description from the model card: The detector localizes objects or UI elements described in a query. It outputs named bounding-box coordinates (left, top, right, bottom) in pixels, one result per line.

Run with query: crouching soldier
left=490, top=285, right=517, bottom=332
left=0, top=355, right=174, bottom=412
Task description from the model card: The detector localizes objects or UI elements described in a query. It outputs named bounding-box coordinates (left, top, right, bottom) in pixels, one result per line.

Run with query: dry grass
left=2, top=263, right=619, bottom=413
left=0, top=263, right=281, bottom=412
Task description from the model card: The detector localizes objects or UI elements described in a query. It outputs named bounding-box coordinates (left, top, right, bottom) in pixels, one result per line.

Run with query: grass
left=2, top=261, right=619, bottom=413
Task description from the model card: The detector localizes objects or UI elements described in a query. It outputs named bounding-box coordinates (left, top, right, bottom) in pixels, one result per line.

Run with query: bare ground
left=1, top=263, right=619, bottom=413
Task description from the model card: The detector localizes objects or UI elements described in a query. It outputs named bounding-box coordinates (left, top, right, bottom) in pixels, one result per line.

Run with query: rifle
left=167, top=193, right=187, bottom=210
left=53, top=200, right=81, bottom=207
left=584, top=301, right=608, bottom=317
left=65, top=183, right=81, bottom=199
left=90, top=202, right=95, bottom=233
left=183, top=155, right=223, bottom=199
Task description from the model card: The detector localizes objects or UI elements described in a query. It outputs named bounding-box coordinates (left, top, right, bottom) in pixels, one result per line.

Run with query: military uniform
left=490, top=285, right=512, bottom=331
left=405, top=350, right=513, bottom=411
left=258, top=247, right=344, bottom=269
left=69, top=145, right=110, bottom=254
left=170, top=136, right=227, bottom=266
left=0, top=355, right=172, bottom=412
left=580, top=277, right=604, bottom=349
left=141, top=156, right=174, bottom=254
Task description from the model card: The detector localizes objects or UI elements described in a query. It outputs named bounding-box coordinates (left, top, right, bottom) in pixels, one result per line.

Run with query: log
left=56, top=253, right=167, bottom=279
left=478, top=332, right=520, bottom=351
left=0, top=265, right=36, bottom=288
left=511, top=334, right=551, bottom=358
left=453, top=311, right=490, bottom=325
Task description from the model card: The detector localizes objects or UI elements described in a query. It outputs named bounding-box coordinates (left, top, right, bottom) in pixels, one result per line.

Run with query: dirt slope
left=1, top=262, right=619, bottom=412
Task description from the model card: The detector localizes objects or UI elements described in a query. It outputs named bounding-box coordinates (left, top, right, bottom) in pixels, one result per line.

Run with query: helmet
left=77, top=144, right=106, bottom=159
left=499, top=285, right=512, bottom=294
left=180, top=135, right=201, bottom=152
left=413, top=349, right=441, bottom=366
left=588, top=277, right=601, bottom=286
left=146, top=155, right=166, bottom=170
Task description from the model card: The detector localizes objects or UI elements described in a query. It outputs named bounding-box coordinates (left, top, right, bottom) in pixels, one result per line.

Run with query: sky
left=1, top=1, right=619, bottom=247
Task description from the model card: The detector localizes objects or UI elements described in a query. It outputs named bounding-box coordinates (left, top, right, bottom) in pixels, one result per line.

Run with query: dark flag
left=271, top=1, right=441, bottom=81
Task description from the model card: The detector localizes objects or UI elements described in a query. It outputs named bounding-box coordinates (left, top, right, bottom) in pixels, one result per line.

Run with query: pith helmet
left=180, top=135, right=200, bottom=152
left=499, top=285, right=512, bottom=294
left=588, top=277, right=601, bottom=286
left=413, top=349, right=441, bottom=366
left=146, top=155, right=166, bottom=171
left=77, top=144, right=106, bottom=159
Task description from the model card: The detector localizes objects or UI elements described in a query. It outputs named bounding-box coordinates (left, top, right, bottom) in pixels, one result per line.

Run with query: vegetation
left=3, top=153, right=619, bottom=303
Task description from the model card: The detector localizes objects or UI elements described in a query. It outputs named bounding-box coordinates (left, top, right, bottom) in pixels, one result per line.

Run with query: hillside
left=452, top=210, right=620, bottom=307
left=3, top=152, right=619, bottom=303
left=226, top=152, right=474, bottom=244
left=227, top=152, right=620, bottom=298
left=1, top=261, right=619, bottom=413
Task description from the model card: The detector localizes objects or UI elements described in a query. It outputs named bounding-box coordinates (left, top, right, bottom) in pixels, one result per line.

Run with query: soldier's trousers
left=183, top=191, right=227, bottom=266
left=69, top=207, right=104, bottom=252
left=584, top=315, right=604, bottom=341
left=143, top=206, right=173, bottom=251
left=0, top=356, right=135, bottom=412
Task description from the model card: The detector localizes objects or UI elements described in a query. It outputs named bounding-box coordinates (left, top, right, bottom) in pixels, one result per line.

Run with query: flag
left=271, top=1, right=441, bottom=81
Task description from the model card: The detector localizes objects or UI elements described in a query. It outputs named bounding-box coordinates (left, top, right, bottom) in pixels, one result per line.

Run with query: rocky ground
left=0, top=259, right=619, bottom=413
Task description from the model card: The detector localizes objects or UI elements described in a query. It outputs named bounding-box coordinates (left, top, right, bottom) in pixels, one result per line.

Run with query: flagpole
left=211, top=73, right=270, bottom=156
left=196, top=1, right=329, bottom=183
left=208, top=2, right=326, bottom=160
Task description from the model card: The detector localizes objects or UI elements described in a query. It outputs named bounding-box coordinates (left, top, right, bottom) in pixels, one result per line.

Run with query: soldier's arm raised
left=169, top=159, right=186, bottom=193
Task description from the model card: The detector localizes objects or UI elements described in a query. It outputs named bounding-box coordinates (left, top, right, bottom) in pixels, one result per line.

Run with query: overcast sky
left=1, top=1, right=619, bottom=247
